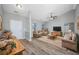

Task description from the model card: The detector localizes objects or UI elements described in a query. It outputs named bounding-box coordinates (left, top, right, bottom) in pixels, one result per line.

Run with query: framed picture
left=0, top=16, right=2, bottom=31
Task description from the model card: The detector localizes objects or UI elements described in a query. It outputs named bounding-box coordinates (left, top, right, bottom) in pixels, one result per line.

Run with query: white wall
left=44, top=10, right=75, bottom=33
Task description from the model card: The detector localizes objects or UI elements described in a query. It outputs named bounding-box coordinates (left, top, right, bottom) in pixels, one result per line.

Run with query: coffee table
left=9, top=39, right=25, bottom=55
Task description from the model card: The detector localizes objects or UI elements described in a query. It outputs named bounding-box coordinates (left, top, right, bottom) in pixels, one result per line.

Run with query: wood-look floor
left=20, top=37, right=78, bottom=55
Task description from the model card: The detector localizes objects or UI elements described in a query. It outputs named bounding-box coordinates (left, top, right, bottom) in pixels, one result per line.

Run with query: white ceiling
left=2, top=4, right=75, bottom=22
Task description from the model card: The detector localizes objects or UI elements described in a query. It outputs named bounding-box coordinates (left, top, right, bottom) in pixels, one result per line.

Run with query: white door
left=10, top=20, right=24, bottom=39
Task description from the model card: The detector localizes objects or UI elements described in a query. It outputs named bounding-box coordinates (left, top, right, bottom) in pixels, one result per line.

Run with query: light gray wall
left=32, top=21, right=43, bottom=31
left=2, top=12, right=30, bottom=40
left=3, top=12, right=25, bottom=30
left=0, top=4, right=4, bottom=32
left=31, top=21, right=43, bottom=38
left=0, top=4, right=31, bottom=40
left=0, top=5, right=3, bottom=16
left=75, top=4, right=79, bottom=34
left=44, top=10, right=75, bottom=33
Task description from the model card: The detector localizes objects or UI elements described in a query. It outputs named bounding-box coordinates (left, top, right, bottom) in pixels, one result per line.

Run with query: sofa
left=0, top=31, right=16, bottom=55
left=61, top=31, right=77, bottom=51
left=33, top=31, right=42, bottom=38
left=62, top=39, right=77, bottom=51
left=42, top=29, right=49, bottom=36
left=33, top=29, right=49, bottom=38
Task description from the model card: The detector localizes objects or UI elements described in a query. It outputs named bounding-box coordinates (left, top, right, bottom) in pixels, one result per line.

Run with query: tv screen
left=53, top=26, right=61, bottom=31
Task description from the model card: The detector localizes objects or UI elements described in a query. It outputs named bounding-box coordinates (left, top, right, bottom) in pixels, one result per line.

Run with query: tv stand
left=51, top=31, right=61, bottom=36
left=48, top=31, right=62, bottom=39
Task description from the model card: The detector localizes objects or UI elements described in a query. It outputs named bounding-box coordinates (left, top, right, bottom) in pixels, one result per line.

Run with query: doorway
left=10, top=20, right=24, bottom=39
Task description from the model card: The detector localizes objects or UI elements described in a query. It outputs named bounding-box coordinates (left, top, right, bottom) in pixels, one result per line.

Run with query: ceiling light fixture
left=16, top=4, right=22, bottom=8
left=49, top=12, right=57, bottom=21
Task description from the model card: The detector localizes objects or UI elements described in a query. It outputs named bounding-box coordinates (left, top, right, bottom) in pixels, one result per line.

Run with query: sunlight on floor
left=36, top=36, right=77, bottom=54
left=37, top=36, right=62, bottom=48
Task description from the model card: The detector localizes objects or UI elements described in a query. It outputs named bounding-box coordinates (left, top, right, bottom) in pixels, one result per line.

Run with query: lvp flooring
left=20, top=36, right=78, bottom=55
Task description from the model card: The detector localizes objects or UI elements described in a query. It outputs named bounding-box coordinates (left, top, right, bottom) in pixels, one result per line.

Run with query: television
left=53, top=26, right=61, bottom=31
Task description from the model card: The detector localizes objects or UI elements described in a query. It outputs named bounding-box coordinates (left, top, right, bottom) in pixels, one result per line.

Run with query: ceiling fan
left=48, top=12, right=57, bottom=21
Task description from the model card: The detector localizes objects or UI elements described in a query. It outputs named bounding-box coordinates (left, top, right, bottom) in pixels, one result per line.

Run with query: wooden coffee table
left=9, top=39, right=25, bottom=55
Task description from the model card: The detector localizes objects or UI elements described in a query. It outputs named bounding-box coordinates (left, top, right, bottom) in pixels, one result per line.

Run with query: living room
left=32, top=4, right=79, bottom=54
left=0, top=4, right=79, bottom=55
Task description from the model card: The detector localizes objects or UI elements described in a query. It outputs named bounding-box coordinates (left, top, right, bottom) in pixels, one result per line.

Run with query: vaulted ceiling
left=2, top=4, right=76, bottom=22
